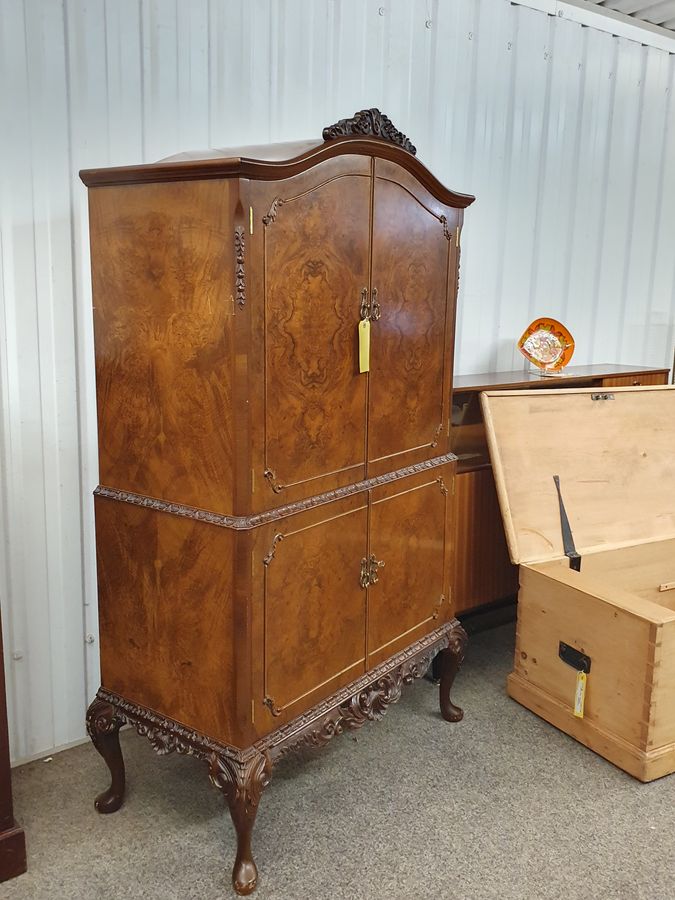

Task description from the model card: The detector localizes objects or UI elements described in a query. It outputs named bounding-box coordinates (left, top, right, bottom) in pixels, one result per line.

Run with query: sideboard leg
left=209, top=751, right=272, bottom=896
left=438, top=623, right=468, bottom=722
left=86, top=697, right=126, bottom=813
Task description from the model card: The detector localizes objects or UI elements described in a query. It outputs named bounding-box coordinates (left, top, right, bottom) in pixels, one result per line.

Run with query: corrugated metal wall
left=1, top=0, right=674, bottom=763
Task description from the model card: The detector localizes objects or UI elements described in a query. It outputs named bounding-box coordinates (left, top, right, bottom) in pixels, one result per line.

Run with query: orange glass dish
left=518, top=318, right=575, bottom=375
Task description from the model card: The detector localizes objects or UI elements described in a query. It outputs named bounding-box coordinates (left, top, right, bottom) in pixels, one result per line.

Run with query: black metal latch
left=559, top=641, right=591, bottom=674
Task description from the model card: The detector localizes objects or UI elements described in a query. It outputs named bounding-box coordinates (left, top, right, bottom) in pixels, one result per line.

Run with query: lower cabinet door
left=256, top=498, right=368, bottom=725
left=367, top=463, right=453, bottom=667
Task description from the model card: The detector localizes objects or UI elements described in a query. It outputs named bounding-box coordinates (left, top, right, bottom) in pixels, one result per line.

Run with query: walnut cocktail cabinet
left=81, top=109, right=474, bottom=895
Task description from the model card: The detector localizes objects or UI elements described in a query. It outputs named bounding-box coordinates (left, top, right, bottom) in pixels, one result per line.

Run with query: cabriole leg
left=209, top=751, right=272, bottom=896
left=438, top=623, right=468, bottom=722
left=86, top=697, right=126, bottom=813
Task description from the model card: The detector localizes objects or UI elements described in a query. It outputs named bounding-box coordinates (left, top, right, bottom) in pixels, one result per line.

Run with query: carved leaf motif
left=95, top=453, right=457, bottom=531
left=270, top=644, right=440, bottom=760
left=208, top=751, right=272, bottom=815
left=86, top=699, right=124, bottom=739
left=322, top=109, right=416, bottom=156
left=234, top=226, right=246, bottom=308
left=262, top=197, right=284, bottom=226
left=90, top=620, right=464, bottom=774
left=440, top=215, right=455, bottom=242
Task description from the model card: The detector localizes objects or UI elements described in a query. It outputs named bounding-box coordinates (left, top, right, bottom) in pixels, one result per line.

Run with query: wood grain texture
left=80, top=136, right=476, bottom=211
left=481, top=386, right=675, bottom=565
left=367, top=461, right=454, bottom=666
left=451, top=365, right=669, bottom=616
left=515, top=565, right=655, bottom=749
left=259, top=501, right=368, bottom=722
left=90, top=180, right=236, bottom=512
left=261, top=166, right=370, bottom=495
left=510, top=554, right=675, bottom=781
left=368, top=160, right=453, bottom=471
left=95, top=497, right=238, bottom=746
left=453, top=469, right=518, bottom=615
left=453, top=364, right=669, bottom=393
left=601, top=372, right=668, bottom=387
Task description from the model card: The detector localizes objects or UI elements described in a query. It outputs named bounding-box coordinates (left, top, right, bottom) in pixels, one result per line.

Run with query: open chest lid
left=480, top=385, right=675, bottom=566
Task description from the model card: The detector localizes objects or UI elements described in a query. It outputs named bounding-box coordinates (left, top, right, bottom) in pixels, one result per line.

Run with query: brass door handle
left=359, top=288, right=381, bottom=321
left=370, top=288, right=381, bottom=321
left=359, top=558, right=370, bottom=589
left=368, top=553, right=385, bottom=584
left=360, top=287, right=369, bottom=320
left=360, top=555, right=385, bottom=587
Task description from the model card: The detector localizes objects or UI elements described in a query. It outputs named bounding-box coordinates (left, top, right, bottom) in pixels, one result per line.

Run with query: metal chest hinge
left=553, top=475, right=581, bottom=572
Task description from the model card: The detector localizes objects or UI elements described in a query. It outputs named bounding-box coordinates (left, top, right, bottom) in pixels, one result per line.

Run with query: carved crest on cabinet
left=322, top=108, right=417, bottom=156
left=234, top=226, right=246, bottom=308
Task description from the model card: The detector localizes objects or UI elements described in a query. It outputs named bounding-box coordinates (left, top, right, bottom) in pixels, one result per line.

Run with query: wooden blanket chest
left=481, top=385, right=675, bottom=782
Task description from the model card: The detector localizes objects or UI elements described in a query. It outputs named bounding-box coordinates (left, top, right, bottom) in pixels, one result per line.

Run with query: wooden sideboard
left=451, top=364, right=670, bottom=617
left=81, top=109, right=473, bottom=896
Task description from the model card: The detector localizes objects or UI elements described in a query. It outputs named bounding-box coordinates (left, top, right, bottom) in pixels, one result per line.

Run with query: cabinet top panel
left=79, top=108, right=475, bottom=209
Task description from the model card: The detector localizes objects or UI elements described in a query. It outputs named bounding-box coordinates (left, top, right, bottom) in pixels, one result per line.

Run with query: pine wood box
left=481, top=385, right=675, bottom=782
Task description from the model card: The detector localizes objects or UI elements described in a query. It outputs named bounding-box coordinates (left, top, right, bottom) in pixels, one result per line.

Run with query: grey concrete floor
left=2, top=623, right=675, bottom=900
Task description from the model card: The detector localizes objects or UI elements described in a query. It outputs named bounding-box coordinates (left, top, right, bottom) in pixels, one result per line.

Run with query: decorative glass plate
left=518, top=318, right=575, bottom=375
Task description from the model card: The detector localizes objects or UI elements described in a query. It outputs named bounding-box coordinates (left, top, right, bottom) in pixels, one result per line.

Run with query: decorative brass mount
left=359, top=287, right=381, bottom=321
left=360, top=553, right=385, bottom=588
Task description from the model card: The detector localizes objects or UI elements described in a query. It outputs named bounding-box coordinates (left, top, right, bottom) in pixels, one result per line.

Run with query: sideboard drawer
left=601, top=373, right=668, bottom=388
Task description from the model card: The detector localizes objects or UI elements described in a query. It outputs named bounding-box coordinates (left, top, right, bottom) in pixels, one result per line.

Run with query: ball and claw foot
left=86, top=697, right=126, bottom=814
left=438, top=624, right=468, bottom=723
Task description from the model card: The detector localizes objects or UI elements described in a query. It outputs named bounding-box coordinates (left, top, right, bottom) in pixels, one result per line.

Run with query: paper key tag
left=358, top=319, right=370, bottom=373
left=573, top=671, right=587, bottom=718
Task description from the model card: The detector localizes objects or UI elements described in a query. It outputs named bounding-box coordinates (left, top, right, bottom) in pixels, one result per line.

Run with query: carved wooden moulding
left=94, top=452, right=457, bottom=529
left=322, top=108, right=417, bottom=155
left=87, top=619, right=467, bottom=895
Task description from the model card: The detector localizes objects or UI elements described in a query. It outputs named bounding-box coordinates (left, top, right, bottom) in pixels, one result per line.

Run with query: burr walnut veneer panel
left=95, top=497, right=238, bottom=746
left=367, top=462, right=453, bottom=665
left=368, top=161, right=455, bottom=472
left=258, top=161, right=371, bottom=498
left=90, top=181, right=236, bottom=512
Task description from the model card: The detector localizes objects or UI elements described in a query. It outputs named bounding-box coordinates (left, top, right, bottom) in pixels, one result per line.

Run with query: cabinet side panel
left=89, top=180, right=236, bottom=512
left=95, top=497, right=237, bottom=745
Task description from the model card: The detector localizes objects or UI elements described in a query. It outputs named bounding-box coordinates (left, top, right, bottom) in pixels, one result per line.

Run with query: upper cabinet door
left=255, top=158, right=371, bottom=505
left=367, top=160, right=457, bottom=474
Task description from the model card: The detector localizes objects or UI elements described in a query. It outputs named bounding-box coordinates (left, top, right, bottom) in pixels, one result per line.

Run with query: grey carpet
left=3, top=623, right=675, bottom=900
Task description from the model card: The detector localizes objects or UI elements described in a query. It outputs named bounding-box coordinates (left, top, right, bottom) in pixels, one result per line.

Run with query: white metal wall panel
left=1, top=0, right=675, bottom=763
